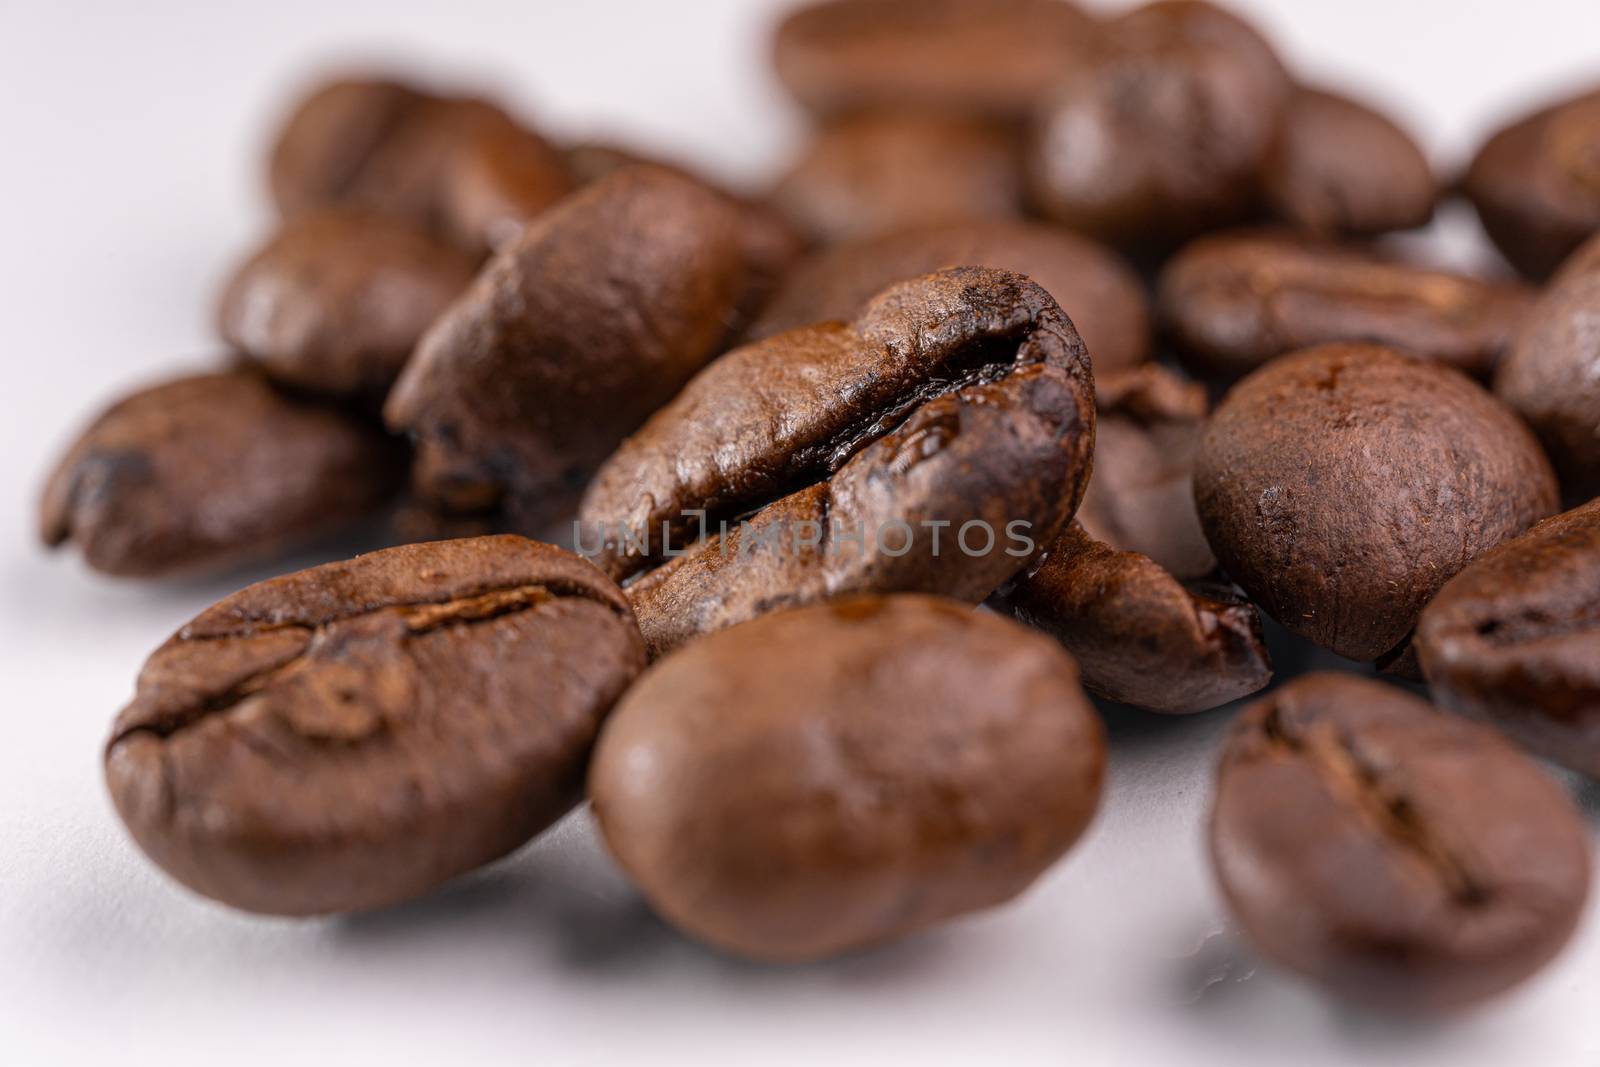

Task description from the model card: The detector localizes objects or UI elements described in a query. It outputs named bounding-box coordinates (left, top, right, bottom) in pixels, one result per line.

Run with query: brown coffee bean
left=748, top=220, right=1151, bottom=373
left=1194, top=344, right=1559, bottom=663
left=385, top=166, right=798, bottom=530
left=1210, top=673, right=1591, bottom=1012
left=1159, top=230, right=1534, bottom=380
left=1494, top=232, right=1600, bottom=501
left=267, top=76, right=572, bottom=254
left=40, top=369, right=404, bottom=578
left=1417, top=498, right=1600, bottom=778
left=1009, top=524, right=1270, bottom=713
left=216, top=211, right=477, bottom=398
left=1076, top=364, right=1214, bottom=579
left=772, top=0, right=1097, bottom=120
left=1464, top=85, right=1600, bottom=280
left=105, top=536, right=645, bottom=916
left=589, top=594, right=1105, bottom=962
left=1026, top=0, right=1290, bottom=244
left=1263, top=87, right=1436, bottom=237
left=578, top=267, right=1095, bottom=656
left=771, top=113, right=1023, bottom=245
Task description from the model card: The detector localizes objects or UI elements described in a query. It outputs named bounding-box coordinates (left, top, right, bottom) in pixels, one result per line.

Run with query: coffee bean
left=1263, top=87, right=1436, bottom=237
left=748, top=220, right=1151, bottom=373
left=105, top=536, right=645, bottom=915
left=1417, top=497, right=1600, bottom=778
left=1026, top=0, right=1290, bottom=245
left=385, top=166, right=799, bottom=529
left=40, top=369, right=404, bottom=578
left=1075, top=364, right=1213, bottom=579
left=1194, top=344, right=1558, bottom=663
left=1009, top=523, right=1271, bottom=713
left=1464, top=85, right=1600, bottom=280
left=1159, top=230, right=1534, bottom=380
left=771, top=113, right=1023, bottom=245
left=589, top=594, right=1104, bottom=962
left=216, top=210, right=477, bottom=398
left=578, top=266, right=1095, bottom=657
left=1210, top=673, right=1591, bottom=1012
left=772, top=0, right=1097, bottom=120
left=1494, top=232, right=1600, bottom=501
left=267, top=76, right=572, bottom=254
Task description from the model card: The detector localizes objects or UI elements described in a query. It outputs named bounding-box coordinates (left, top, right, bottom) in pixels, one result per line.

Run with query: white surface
left=2, top=2, right=1598, bottom=1064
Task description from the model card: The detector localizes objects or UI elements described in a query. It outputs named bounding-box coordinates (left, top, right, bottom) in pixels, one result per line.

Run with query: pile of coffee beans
left=42, top=0, right=1600, bottom=1011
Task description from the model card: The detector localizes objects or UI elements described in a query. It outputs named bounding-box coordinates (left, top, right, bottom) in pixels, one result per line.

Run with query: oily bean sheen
left=578, top=267, right=1096, bottom=657
left=1494, top=232, right=1600, bottom=501
left=771, top=114, right=1024, bottom=246
left=1263, top=87, right=1436, bottom=237
left=217, top=210, right=477, bottom=398
left=105, top=536, right=646, bottom=916
left=772, top=0, right=1097, bottom=120
left=1008, top=524, right=1271, bottom=714
left=1194, top=344, right=1558, bottom=663
left=749, top=220, right=1151, bottom=373
left=1159, top=231, right=1534, bottom=380
left=267, top=76, right=573, bottom=254
left=1211, top=673, right=1592, bottom=1012
left=1075, top=364, right=1214, bottom=579
left=1417, top=498, right=1600, bottom=778
left=39, top=369, right=403, bottom=578
left=1026, top=0, right=1290, bottom=245
left=589, top=595, right=1105, bottom=963
left=1464, top=85, right=1600, bottom=280
left=386, top=166, right=798, bottom=529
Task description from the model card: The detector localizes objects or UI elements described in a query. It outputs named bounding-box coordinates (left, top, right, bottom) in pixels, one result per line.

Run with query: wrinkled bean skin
left=1009, top=524, right=1270, bottom=713
left=40, top=370, right=404, bottom=578
left=1026, top=0, right=1290, bottom=245
left=1417, top=498, right=1600, bottom=778
left=105, top=536, right=646, bottom=916
left=1194, top=345, right=1558, bottom=663
left=772, top=0, right=1098, bottom=120
left=772, top=114, right=1023, bottom=246
left=217, top=211, right=477, bottom=398
left=1210, top=673, right=1591, bottom=1013
left=1464, top=86, right=1600, bottom=281
left=589, top=595, right=1105, bottom=963
left=1263, top=87, right=1436, bottom=237
left=386, top=166, right=798, bottom=529
left=1494, top=232, right=1600, bottom=502
left=1159, top=231, right=1534, bottom=381
left=749, top=220, right=1150, bottom=373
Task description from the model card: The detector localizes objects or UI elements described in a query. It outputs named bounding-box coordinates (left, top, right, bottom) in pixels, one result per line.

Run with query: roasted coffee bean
left=1159, top=231, right=1534, bottom=380
left=1210, top=673, right=1591, bottom=1012
left=1076, top=364, right=1213, bottom=579
left=1464, top=85, right=1600, bottom=280
left=1195, top=344, right=1558, bottom=663
left=589, top=594, right=1105, bottom=962
left=772, top=0, right=1097, bottom=120
left=1263, top=87, right=1435, bottom=237
left=1009, top=524, right=1270, bottom=713
left=216, top=211, right=477, bottom=398
left=267, top=76, right=572, bottom=254
left=771, top=113, right=1023, bottom=245
left=40, top=369, right=403, bottom=578
left=578, top=267, right=1096, bottom=657
left=386, top=166, right=798, bottom=530
left=1417, top=498, right=1600, bottom=778
left=1026, top=0, right=1290, bottom=245
left=749, top=220, right=1150, bottom=373
left=105, top=536, right=645, bottom=916
left=1494, top=232, right=1600, bottom=501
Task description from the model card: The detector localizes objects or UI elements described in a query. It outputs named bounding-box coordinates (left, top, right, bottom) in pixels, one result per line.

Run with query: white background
left=2, top=2, right=1597, bottom=1064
